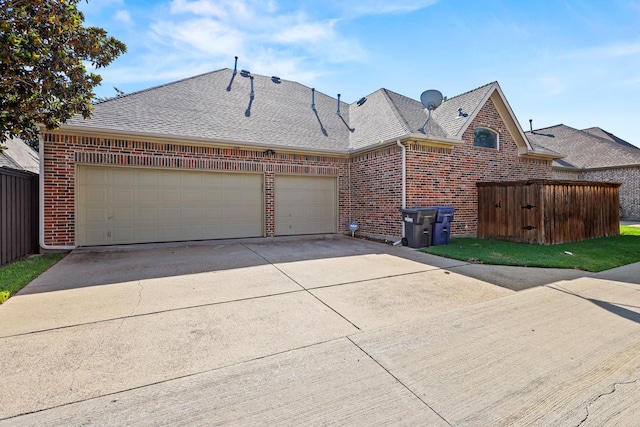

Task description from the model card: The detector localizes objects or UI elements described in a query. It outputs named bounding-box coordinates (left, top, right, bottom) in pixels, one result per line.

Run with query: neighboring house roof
left=582, top=127, right=637, bottom=149
left=60, top=68, right=557, bottom=158
left=0, top=137, right=39, bottom=173
left=526, top=124, right=640, bottom=169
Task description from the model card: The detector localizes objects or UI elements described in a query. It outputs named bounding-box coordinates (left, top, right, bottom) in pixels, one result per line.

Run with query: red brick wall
left=406, top=99, right=552, bottom=236
left=41, top=133, right=349, bottom=246
left=349, top=99, right=552, bottom=240
left=554, top=166, right=640, bottom=220
left=349, top=146, right=403, bottom=238
left=42, top=97, right=552, bottom=246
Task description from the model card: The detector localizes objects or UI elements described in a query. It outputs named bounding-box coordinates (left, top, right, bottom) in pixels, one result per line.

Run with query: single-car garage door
left=76, top=165, right=264, bottom=246
left=274, top=175, right=337, bottom=236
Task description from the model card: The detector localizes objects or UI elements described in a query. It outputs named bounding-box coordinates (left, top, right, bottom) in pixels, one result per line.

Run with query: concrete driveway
left=1, top=235, right=639, bottom=426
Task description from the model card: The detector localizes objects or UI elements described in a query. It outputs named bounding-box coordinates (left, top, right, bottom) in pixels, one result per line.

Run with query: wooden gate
left=1, top=167, right=39, bottom=265
left=477, top=180, right=620, bottom=244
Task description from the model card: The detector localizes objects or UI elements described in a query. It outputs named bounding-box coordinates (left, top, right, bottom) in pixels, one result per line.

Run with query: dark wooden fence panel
left=478, top=180, right=620, bottom=245
left=1, top=168, right=39, bottom=266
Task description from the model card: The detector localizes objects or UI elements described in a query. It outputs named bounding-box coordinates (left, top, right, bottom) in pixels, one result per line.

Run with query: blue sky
left=80, top=0, right=640, bottom=146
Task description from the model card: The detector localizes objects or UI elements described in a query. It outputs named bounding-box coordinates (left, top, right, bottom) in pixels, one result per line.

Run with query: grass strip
left=422, top=226, right=640, bottom=273
left=0, top=254, right=66, bottom=304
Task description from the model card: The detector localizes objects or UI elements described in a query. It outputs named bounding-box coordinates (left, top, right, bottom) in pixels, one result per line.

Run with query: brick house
left=39, top=69, right=559, bottom=249
left=526, top=124, right=640, bottom=220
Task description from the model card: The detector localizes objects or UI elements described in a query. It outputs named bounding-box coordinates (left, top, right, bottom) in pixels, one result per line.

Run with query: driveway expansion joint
left=241, top=243, right=362, bottom=330
left=345, top=336, right=453, bottom=426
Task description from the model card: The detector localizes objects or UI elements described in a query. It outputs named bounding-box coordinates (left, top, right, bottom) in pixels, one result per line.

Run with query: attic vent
left=356, top=97, right=367, bottom=106
left=271, top=76, right=281, bottom=84
left=240, top=70, right=251, bottom=78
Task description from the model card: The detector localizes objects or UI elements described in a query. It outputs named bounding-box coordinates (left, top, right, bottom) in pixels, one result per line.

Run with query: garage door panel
left=77, top=166, right=264, bottom=246
left=113, top=207, right=134, bottom=222
left=137, top=207, right=158, bottom=221
left=181, top=173, right=202, bottom=186
left=160, top=207, right=181, bottom=221
left=137, top=170, right=159, bottom=185
left=182, top=207, right=202, bottom=221
left=137, top=228, right=159, bottom=241
left=275, top=175, right=337, bottom=236
left=112, top=227, right=134, bottom=243
left=85, top=188, right=109, bottom=203
left=159, top=227, right=181, bottom=240
left=137, top=188, right=159, bottom=203
left=182, top=189, right=202, bottom=202
left=111, top=167, right=134, bottom=182
left=160, top=189, right=181, bottom=203
left=84, top=207, right=108, bottom=223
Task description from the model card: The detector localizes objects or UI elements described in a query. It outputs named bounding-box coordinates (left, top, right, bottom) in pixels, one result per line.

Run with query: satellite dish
left=420, top=89, right=443, bottom=110
left=418, top=89, right=443, bottom=134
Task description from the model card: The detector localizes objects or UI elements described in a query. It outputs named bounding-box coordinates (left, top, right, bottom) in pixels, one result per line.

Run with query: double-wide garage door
left=76, top=166, right=264, bottom=246
left=76, top=165, right=337, bottom=246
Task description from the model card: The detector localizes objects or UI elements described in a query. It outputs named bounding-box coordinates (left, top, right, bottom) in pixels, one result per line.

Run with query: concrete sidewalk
left=1, top=236, right=639, bottom=425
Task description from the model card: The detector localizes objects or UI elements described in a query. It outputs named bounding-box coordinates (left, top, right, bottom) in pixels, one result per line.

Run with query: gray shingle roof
left=582, top=127, right=637, bottom=149
left=70, top=69, right=352, bottom=152
left=432, top=82, right=496, bottom=138
left=525, top=124, right=640, bottom=168
left=63, top=69, right=517, bottom=153
left=0, top=137, right=39, bottom=173
left=0, top=152, right=19, bottom=170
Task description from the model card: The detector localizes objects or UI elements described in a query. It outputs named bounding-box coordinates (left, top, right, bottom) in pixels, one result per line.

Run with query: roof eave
left=391, top=133, right=463, bottom=147
left=45, top=125, right=351, bottom=157
left=518, top=148, right=564, bottom=161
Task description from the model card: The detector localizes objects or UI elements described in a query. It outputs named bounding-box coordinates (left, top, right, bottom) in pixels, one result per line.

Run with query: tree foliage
left=0, top=0, right=126, bottom=143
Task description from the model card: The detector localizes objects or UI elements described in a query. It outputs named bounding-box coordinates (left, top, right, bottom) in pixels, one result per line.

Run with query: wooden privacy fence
left=477, top=180, right=620, bottom=244
left=1, top=167, right=39, bottom=266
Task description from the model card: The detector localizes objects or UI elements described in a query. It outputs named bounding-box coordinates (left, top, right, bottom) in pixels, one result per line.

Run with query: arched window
left=474, top=127, right=499, bottom=149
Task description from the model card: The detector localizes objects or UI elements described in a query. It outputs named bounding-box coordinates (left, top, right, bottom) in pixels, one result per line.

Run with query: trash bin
left=400, top=208, right=437, bottom=248
left=429, top=206, right=455, bottom=246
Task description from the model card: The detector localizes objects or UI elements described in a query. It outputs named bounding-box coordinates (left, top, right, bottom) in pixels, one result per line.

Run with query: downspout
left=396, top=139, right=406, bottom=241
left=39, top=133, right=76, bottom=251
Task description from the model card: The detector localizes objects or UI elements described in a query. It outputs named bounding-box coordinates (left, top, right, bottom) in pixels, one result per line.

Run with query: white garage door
left=274, top=175, right=337, bottom=236
left=76, top=165, right=264, bottom=246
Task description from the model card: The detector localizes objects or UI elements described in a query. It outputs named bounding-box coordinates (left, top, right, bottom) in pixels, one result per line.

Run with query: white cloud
left=170, top=0, right=251, bottom=20
left=150, top=18, right=245, bottom=57
left=139, top=1, right=366, bottom=84
left=273, top=20, right=337, bottom=44
left=332, top=0, right=439, bottom=16
left=114, top=10, right=133, bottom=25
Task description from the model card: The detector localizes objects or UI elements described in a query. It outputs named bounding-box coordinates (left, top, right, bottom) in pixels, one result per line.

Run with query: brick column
left=264, top=171, right=275, bottom=237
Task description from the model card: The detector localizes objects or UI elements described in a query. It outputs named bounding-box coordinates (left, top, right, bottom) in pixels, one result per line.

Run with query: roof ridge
left=93, top=68, right=231, bottom=104
left=380, top=88, right=414, bottom=134
left=444, top=81, right=496, bottom=102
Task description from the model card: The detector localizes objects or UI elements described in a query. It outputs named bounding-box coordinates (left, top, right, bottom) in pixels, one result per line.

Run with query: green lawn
left=422, top=226, right=640, bottom=273
left=0, top=254, right=65, bottom=304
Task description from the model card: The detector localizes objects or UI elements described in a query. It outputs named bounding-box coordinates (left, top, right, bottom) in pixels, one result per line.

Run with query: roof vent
left=226, top=56, right=238, bottom=92
left=240, top=70, right=251, bottom=78
left=356, top=97, right=367, bottom=107
left=311, top=88, right=317, bottom=112
left=457, top=108, right=468, bottom=118
left=336, top=94, right=355, bottom=133
left=271, top=76, right=281, bottom=84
